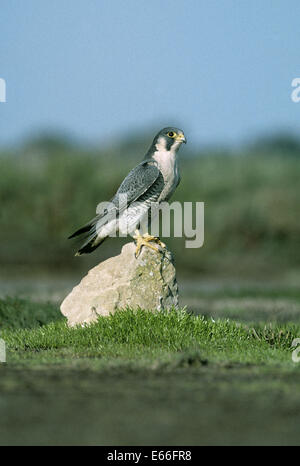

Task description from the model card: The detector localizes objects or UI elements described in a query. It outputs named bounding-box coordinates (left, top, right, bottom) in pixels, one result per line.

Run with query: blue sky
left=1, top=0, right=300, bottom=147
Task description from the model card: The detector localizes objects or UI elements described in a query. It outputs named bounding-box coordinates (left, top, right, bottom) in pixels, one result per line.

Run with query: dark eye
left=167, top=131, right=175, bottom=138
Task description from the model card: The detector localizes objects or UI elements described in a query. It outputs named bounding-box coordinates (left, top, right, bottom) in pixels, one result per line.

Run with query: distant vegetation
left=1, top=132, right=300, bottom=277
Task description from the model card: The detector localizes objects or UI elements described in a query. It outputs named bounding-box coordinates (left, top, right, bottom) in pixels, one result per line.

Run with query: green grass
left=2, top=136, right=300, bottom=444
left=1, top=297, right=300, bottom=445
left=0, top=297, right=63, bottom=330
left=1, top=297, right=299, bottom=368
left=2, top=307, right=299, bottom=368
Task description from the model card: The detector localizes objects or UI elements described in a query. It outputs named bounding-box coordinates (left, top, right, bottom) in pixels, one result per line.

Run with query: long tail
left=69, top=209, right=116, bottom=256
left=75, top=236, right=107, bottom=256
left=68, top=215, right=98, bottom=239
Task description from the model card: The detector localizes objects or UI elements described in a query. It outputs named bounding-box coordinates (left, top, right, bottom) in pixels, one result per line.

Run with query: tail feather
left=68, top=225, right=91, bottom=239
left=70, top=216, right=108, bottom=256
left=75, top=236, right=107, bottom=256
left=68, top=215, right=99, bottom=239
left=69, top=207, right=117, bottom=255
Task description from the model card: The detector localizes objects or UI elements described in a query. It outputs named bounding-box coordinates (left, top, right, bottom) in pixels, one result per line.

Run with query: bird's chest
left=153, top=150, right=180, bottom=200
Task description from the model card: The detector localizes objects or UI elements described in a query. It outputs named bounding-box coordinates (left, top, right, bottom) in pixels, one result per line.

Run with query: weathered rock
left=60, top=242, right=179, bottom=326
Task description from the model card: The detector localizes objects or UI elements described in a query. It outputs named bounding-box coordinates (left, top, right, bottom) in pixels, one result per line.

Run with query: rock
left=60, top=242, right=179, bottom=326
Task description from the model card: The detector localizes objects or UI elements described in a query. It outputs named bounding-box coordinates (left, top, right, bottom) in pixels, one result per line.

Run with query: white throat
left=152, top=137, right=180, bottom=200
left=152, top=137, right=180, bottom=170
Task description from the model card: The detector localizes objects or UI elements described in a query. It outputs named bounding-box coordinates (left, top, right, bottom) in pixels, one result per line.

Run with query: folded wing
left=69, top=160, right=164, bottom=255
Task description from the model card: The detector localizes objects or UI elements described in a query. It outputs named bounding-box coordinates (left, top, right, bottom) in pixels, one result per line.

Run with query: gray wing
left=69, top=160, right=164, bottom=249
left=104, top=159, right=165, bottom=224
left=113, top=159, right=162, bottom=206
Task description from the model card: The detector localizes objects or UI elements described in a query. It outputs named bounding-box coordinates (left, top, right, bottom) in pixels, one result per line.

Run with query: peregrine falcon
left=69, top=127, right=186, bottom=257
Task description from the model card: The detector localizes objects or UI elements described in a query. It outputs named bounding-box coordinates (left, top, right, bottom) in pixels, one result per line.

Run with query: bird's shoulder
left=116, top=159, right=161, bottom=195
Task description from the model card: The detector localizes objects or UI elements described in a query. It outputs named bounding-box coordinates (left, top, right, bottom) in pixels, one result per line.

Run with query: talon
left=133, top=231, right=165, bottom=258
left=143, top=233, right=166, bottom=248
left=157, top=239, right=166, bottom=248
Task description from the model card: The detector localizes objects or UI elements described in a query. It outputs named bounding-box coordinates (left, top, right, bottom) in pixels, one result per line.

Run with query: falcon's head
left=152, top=127, right=187, bottom=153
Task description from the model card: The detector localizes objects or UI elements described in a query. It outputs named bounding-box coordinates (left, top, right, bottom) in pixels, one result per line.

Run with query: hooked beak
left=176, top=134, right=187, bottom=144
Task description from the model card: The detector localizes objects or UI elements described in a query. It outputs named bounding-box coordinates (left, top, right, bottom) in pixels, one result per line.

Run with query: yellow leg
left=133, top=230, right=166, bottom=258
left=143, top=232, right=166, bottom=249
